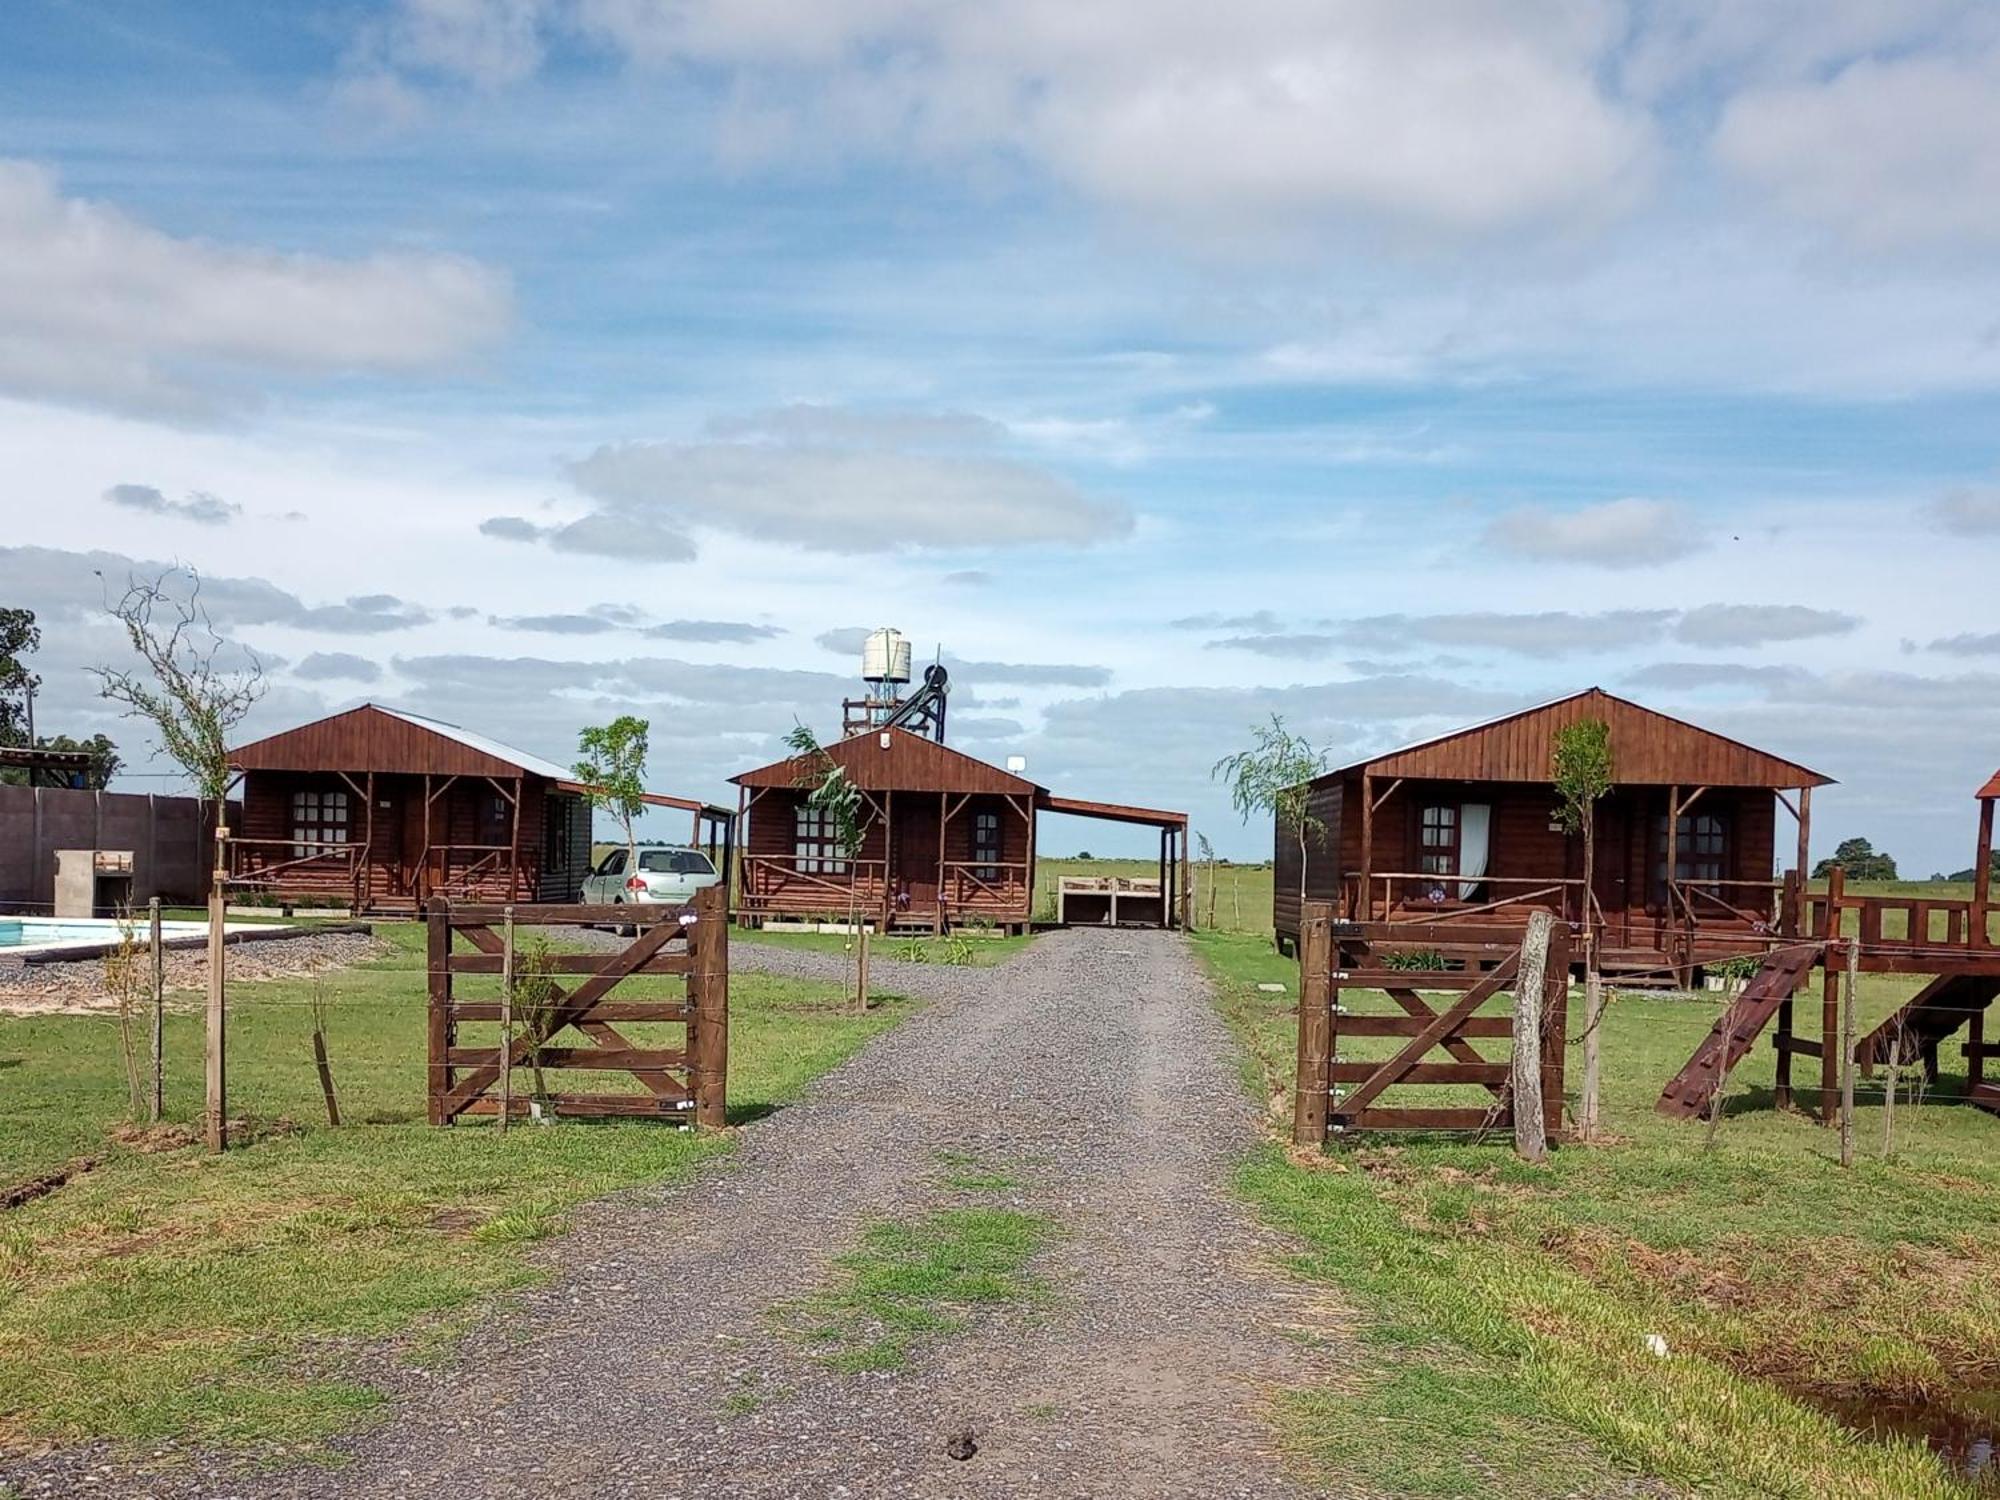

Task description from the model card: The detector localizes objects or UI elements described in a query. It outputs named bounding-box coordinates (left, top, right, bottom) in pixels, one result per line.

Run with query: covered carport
left=1037, top=794, right=1190, bottom=930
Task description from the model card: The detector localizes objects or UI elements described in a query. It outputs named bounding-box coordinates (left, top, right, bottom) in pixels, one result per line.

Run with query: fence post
left=1293, top=902, right=1334, bottom=1147
left=1512, top=910, right=1554, bottom=1164
left=1541, top=923, right=1571, bottom=1138
left=691, top=884, right=729, bottom=1129
left=426, top=897, right=451, bottom=1127
left=149, top=895, right=164, bottom=1124
left=498, top=904, right=514, bottom=1135
left=1839, top=937, right=1858, bottom=1167
left=205, top=824, right=227, bottom=1153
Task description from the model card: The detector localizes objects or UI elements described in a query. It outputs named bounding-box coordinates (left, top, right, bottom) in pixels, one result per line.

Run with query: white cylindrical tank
left=862, top=627, right=912, bottom=684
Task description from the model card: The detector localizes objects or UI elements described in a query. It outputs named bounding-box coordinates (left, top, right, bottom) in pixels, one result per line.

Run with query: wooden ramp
left=1657, top=943, right=1822, bottom=1119
left=1855, top=973, right=2000, bottom=1073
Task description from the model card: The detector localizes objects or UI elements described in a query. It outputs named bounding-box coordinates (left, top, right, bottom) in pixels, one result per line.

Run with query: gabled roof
left=1317, top=687, right=1832, bottom=790
left=229, top=703, right=575, bottom=781
left=732, top=726, right=1042, bottom=796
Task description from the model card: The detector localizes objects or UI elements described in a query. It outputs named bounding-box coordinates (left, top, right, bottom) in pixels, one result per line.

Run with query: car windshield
left=638, top=849, right=714, bottom=875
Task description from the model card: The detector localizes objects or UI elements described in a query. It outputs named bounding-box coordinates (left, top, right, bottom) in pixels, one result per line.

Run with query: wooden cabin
left=1273, top=689, right=1832, bottom=975
left=227, top=705, right=728, bottom=914
left=732, top=727, right=1187, bottom=934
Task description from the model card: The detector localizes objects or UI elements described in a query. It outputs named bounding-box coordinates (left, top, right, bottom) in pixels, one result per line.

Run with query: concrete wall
left=0, top=786, right=232, bottom=913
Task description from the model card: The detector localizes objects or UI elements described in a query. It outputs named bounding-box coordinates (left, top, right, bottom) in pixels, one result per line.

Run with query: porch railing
left=229, top=837, right=367, bottom=909
left=941, top=860, right=1030, bottom=913
left=739, top=855, right=889, bottom=908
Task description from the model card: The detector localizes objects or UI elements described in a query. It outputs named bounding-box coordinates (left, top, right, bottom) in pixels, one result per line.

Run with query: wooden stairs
left=1657, top=943, right=1823, bottom=1119
left=1855, top=974, right=2000, bottom=1073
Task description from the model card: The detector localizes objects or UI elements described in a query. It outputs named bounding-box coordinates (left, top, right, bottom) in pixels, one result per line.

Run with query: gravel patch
left=0, top=930, right=390, bottom=1017
left=1, top=930, right=1348, bottom=1498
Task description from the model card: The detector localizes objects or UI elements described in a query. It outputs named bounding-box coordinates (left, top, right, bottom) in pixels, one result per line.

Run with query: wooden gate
left=427, top=884, right=728, bottom=1126
left=1292, top=904, right=1571, bottom=1143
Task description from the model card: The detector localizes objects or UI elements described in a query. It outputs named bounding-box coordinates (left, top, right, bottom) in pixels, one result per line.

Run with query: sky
left=5, top=0, right=2000, bottom=870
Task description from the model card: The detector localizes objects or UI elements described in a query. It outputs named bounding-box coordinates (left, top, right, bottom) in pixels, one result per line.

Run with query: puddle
left=1791, top=1385, right=1999, bottom=1487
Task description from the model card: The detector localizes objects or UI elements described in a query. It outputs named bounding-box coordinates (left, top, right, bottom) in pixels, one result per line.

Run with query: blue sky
left=6, top=0, right=2000, bottom=869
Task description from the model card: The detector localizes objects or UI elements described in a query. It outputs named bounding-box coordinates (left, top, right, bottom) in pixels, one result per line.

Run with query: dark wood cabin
left=732, top=727, right=1187, bottom=934
left=1273, top=688, right=1832, bottom=975
left=227, top=704, right=728, bottom=914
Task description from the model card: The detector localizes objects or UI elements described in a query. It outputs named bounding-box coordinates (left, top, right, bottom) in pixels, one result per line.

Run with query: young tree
left=1552, top=718, right=1615, bottom=1141
left=783, top=723, right=879, bottom=1010
left=91, top=571, right=263, bottom=821
left=574, top=716, right=652, bottom=876
left=1197, top=831, right=1219, bottom=930
left=1213, top=714, right=1329, bottom=904
left=0, top=606, right=42, bottom=747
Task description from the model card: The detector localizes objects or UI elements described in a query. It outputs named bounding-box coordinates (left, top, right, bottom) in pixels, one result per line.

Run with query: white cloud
left=358, top=0, right=1652, bottom=239
left=1712, top=49, right=2000, bottom=251
left=0, top=158, right=510, bottom=416
left=102, top=483, right=241, bottom=526
left=1485, top=497, right=1704, bottom=568
left=1672, top=604, right=1859, bottom=648
left=1929, top=486, right=2000, bottom=536
left=564, top=436, right=1131, bottom=554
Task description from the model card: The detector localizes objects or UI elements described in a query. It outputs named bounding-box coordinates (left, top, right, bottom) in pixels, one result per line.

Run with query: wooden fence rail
left=426, top=884, right=728, bottom=1127
left=1293, top=903, right=1570, bottom=1144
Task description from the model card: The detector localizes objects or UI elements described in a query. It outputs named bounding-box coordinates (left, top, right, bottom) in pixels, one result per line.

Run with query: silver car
left=583, top=846, right=721, bottom=909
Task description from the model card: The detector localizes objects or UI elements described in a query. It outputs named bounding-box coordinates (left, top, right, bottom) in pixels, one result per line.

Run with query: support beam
left=1820, top=865, right=1845, bottom=1124
left=1797, top=784, right=1813, bottom=899
left=1974, top=795, right=1994, bottom=948
left=1360, top=772, right=1375, bottom=922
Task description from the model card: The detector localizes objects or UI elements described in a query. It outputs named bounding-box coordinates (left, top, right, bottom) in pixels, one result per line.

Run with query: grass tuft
left=790, top=1207, right=1052, bottom=1372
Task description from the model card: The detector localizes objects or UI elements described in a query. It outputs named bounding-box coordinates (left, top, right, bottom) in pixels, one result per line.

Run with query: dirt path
left=47, top=931, right=1350, bottom=1499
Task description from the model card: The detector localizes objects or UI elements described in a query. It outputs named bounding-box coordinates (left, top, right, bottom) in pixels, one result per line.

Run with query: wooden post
left=691, top=883, right=729, bottom=1128
left=1512, top=910, right=1555, bottom=1164
left=935, top=790, right=947, bottom=935
left=1023, top=794, right=1036, bottom=931
left=426, top=896, right=451, bottom=1126
left=1821, top=865, right=1845, bottom=1124
left=312, top=1030, right=341, bottom=1127
left=1795, top=784, right=1813, bottom=898
left=1294, top=903, right=1334, bottom=1147
left=1969, top=1007, right=1986, bottom=1097
left=855, top=925, right=871, bottom=1015
left=148, top=896, right=164, bottom=1123
left=1774, top=993, right=1795, bottom=1111
left=205, top=823, right=227, bottom=1153
left=362, top=770, right=375, bottom=912
left=1839, top=936, right=1858, bottom=1166
left=1359, top=772, right=1375, bottom=921
left=508, top=777, right=523, bottom=901
left=498, top=904, right=514, bottom=1134
left=1974, top=795, right=1994, bottom=947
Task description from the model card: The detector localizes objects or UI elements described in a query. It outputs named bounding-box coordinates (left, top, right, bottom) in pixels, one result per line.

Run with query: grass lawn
left=0, top=921, right=910, bottom=1455
left=737, top=926, right=1033, bottom=968
left=1197, top=926, right=2000, bottom=1498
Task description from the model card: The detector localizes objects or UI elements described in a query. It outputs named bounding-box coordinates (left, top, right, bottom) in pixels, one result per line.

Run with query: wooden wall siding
left=541, top=793, right=592, bottom=902
left=236, top=770, right=551, bottom=907
left=230, top=704, right=540, bottom=780
left=1273, top=780, right=1343, bottom=942
left=1349, top=689, right=1829, bottom=790
left=1278, top=773, right=1780, bottom=945
left=732, top=727, right=1040, bottom=797
left=739, top=786, right=1031, bottom=920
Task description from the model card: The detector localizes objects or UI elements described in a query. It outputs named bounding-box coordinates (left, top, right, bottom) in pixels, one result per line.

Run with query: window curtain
left=1457, top=803, right=1491, bottom=899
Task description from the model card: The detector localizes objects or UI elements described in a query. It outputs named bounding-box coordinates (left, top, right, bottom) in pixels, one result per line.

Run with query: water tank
left=862, top=627, right=912, bottom=685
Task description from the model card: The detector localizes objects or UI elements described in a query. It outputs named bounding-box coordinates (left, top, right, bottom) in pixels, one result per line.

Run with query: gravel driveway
left=24, top=930, right=1350, bottom=1499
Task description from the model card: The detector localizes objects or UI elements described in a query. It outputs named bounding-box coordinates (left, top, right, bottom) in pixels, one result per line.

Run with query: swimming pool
left=0, top=916, right=286, bottom=960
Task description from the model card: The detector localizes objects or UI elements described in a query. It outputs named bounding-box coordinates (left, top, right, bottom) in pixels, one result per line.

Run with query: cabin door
left=369, top=783, right=404, bottom=905
left=894, top=798, right=941, bottom=920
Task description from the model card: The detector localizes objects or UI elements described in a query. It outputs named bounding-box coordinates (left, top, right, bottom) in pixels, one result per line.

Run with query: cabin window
left=972, top=810, right=1002, bottom=882
left=1416, top=803, right=1458, bottom=895
left=794, top=803, right=849, bottom=876
left=1652, top=811, right=1729, bottom=907
left=290, top=788, right=349, bottom=857
left=478, top=791, right=512, bottom=847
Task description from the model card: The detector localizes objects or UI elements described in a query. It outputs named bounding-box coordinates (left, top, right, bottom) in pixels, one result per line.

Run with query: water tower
left=841, top=626, right=949, bottom=741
